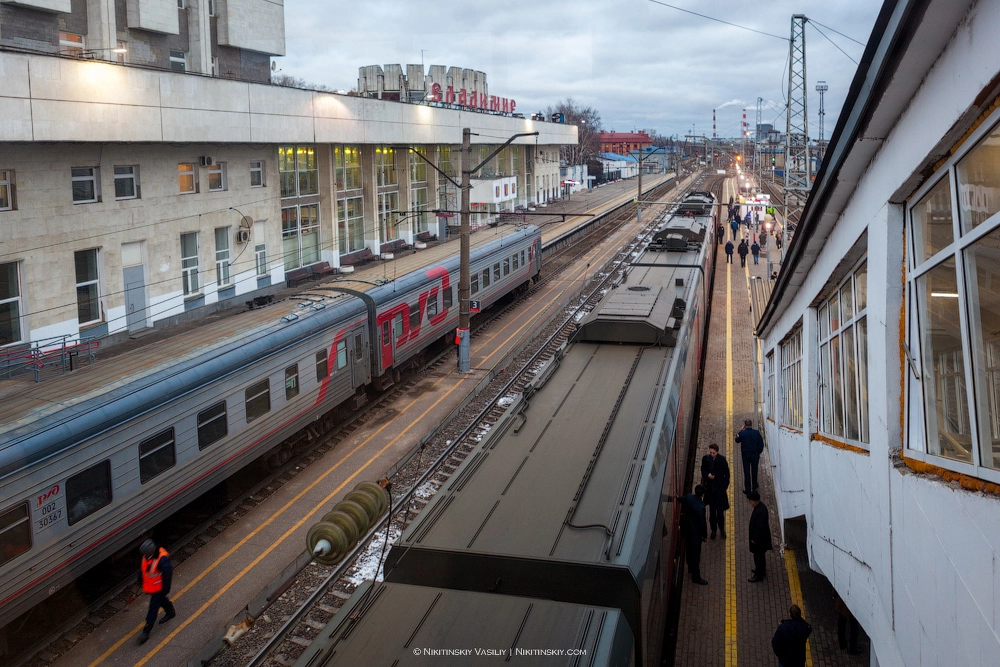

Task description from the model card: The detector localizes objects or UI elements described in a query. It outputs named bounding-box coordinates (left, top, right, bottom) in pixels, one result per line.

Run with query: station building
left=0, top=17, right=575, bottom=353
left=757, top=0, right=1000, bottom=664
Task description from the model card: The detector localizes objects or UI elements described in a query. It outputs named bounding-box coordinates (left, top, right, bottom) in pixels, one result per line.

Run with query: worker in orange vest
left=138, top=539, right=176, bottom=645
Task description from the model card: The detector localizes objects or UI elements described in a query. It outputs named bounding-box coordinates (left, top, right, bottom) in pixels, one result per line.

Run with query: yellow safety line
left=784, top=549, right=814, bottom=667
left=89, top=372, right=461, bottom=667
left=725, top=179, right=738, bottom=667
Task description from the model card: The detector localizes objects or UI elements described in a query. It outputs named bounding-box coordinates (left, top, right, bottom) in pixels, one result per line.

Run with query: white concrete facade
left=757, top=1, right=1000, bottom=666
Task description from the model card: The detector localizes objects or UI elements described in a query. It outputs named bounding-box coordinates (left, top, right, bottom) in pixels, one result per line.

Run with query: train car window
left=443, top=285, right=453, bottom=309
left=512, top=253, right=519, bottom=270
left=503, top=258, right=510, bottom=276
left=354, top=333, right=363, bottom=359
left=197, top=401, right=228, bottom=450
left=316, top=350, right=328, bottom=382
left=521, top=250, right=526, bottom=266
left=382, top=320, right=391, bottom=346
left=493, top=263, right=500, bottom=281
left=66, top=461, right=112, bottom=525
left=428, top=293, right=438, bottom=318
left=482, top=269, right=490, bottom=287
left=471, top=274, right=479, bottom=294
left=337, top=340, right=348, bottom=369
left=139, top=428, right=177, bottom=484
left=394, top=313, right=404, bottom=339
left=409, top=303, right=419, bottom=330
left=285, top=365, right=299, bottom=400
left=0, top=503, right=32, bottom=567
left=245, top=379, right=271, bottom=423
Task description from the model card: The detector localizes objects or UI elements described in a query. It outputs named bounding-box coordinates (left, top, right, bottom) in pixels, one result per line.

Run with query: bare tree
left=271, top=73, right=332, bottom=92
left=546, top=99, right=603, bottom=165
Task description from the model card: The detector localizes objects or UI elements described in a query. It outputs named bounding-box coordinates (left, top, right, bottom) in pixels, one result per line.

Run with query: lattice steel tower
left=755, top=97, right=763, bottom=187
left=784, top=14, right=810, bottom=246
left=816, top=81, right=828, bottom=144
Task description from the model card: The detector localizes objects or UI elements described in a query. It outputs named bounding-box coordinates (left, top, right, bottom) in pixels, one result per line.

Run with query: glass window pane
left=75, top=249, right=98, bottom=283
left=917, top=258, right=973, bottom=462
left=285, top=364, right=299, bottom=400
left=73, top=179, right=95, bottom=202
left=181, top=232, right=198, bottom=258
left=0, top=503, right=31, bottom=567
left=965, top=228, right=1000, bottom=468
left=820, top=342, right=832, bottom=433
left=316, top=350, right=328, bottom=381
left=912, top=177, right=955, bottom=265
left=337, top=339, right=348, bottom=368
left=245, top=379, right=271, bottom=422
left=858, top=317, right=869, bottom=443
left=855, top=262, right=867, bottom=312
left=0, top=300, right=21, bottom=345
left=139, top=429, right=176, bottom=484
left=818, top=304, right=828, bottom=339
left=843, top=324, right=859, bottom=440
left=197, top=401, right=228, bottom=450
left=831, top=335, right=844, bottom=437
left=66, top=461, right=112, bottom=525
left=77, top=283, right=100, bottom=323
left=957, top=122, right=1000, bottom=232
left=829, top=293, right=840, bottom=332
left=841, top=280, right=854, bottom=320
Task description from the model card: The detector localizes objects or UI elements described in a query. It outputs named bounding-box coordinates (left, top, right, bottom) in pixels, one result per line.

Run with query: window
left=113, top=166, right=139, bottom=200
left=521, top=250, right=526, bottom=267
left=139, top=429, right=176, bottom=484
left=503, top=258, right=510, bottom=276
left=178, top=163, right=196, bottom=194
left=59, top=32, right=84, bottom=57
left=245, top=379, right=271, bottom=422
left=180, top=232, right=200, bottom=295
left=170, top=50, right=187, bottom=73
left=512, top=253, right=519, bottom=270
left=818, top=261, right=868, bottom=443
left=338, top=196, right=365, bottom=255
left=208, top=0, right=215, bottom=15
left=335, top=146, right=362, bottom=191
left=279, top=146, right=318, bottom=197
left=215, top=227, right=231, bottom=286
left=1, top=170, right=15, bottom=211
left=779, top=329, right=802, bottom=428
left=0, top=503, right=31, bottom=567
left=255, top=231, right=267, bottom=276
left=410, top=148, right=427, bottom=183
left=176, top=0, right=184, bottom=7
left=443, top=285, right=453, bottom=309
left=482, top=268, right=490, bottom=287
left=66, top=461, right=112, bottom=525
left=282, top=204, right=320, bottom=270
left=75, top=249, right=102, bottom=326
left=207, top=162, right=227, bottom=192
left=766, top=351, right=776, bottom=418
left=354, top=333, right=363, bottom=360
left=211, top=56, right=219, bottom=77
left=316, top=350, right=328, bottom=381
left=72, top=167, right=100, bottom=204
left=337, top=339, right=348, bottom=369
left=438, top=145, right=454, bottom=178
left=409, top=303, right=420, bottom=329
left=250, top=161, right=265, bottom=188
left=285, top=364, right=299, bottom=400
left=0, top=262, right=23, bottom=346
left=412, top=187, right=429, bottom=233
left=197, top=402, right=227, bottom=450
left=394, top=313, right=404, bottom=340
left=376, top=147, right=397, bottom=187
left=493, top=263, right=501, bottom=281
left=471, top=273, right=479, bottom=294
left=378, top=191, right=399, bottom=242
left=428, top=292, right=438, bottom=318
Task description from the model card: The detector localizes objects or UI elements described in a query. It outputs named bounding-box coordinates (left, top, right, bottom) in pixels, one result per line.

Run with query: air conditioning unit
left=236, top=229, right=251, bottom=244
left=200, top=156, right=214, bottom=167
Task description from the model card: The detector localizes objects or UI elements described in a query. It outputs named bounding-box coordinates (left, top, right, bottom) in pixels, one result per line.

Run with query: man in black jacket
left=678, top=486, right=709, bottom=585
left=747, top=491, right=772, bottom=582
left=771, top=605, right=812, bottom=667
left=700, top=443, right=730, bottom=539
left=735, top=418, right=765, bottom=494
left=737, top=239, right=749, bottom=267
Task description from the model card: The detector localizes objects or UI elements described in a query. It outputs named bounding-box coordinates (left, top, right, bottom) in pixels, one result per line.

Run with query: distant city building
left=599, top=131, right=653, bottom=155
left=357, top=64, right=518, bottom=115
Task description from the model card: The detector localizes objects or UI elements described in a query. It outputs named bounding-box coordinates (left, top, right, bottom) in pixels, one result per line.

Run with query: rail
left=0, top=333, right=99, bottom=381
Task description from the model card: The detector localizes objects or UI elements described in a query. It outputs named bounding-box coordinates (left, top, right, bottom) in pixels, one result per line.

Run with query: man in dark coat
left=725, top=240, right=734, bottom=264
left=747, top=491, right=772, bottom=582
left=700, top=443, right=730, bottom=539
left=678, top=485, right=709, bottom=585
left=730, top=218, right=740, bottom=239
left=716, top=222, right=724, bottom=244
left=751, top=240, right=760, bottom=264
left=735, top=418, right=764, bottom=494
left=772, top=605, right=812, bottom=666
left=737, top=239, right=749, bottom=267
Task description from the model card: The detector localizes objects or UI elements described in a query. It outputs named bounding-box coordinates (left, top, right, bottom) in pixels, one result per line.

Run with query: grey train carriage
left=0, top=225, right=541, bottom=634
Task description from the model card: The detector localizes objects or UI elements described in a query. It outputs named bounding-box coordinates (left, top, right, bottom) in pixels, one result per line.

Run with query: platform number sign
left=470, top=300, right=481, bottom=313
left=33, top=483, right=65, bottom=532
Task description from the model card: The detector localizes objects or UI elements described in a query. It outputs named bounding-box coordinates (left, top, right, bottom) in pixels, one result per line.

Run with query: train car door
left=351, top=330, right=366, bottom=388
left=379, top=319, right=393, bottom=372
left=376, top=303, right=410, bottom=373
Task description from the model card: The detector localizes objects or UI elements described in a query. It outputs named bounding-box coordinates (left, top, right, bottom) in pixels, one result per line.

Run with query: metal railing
left=0, top=333, right=100, bottom=381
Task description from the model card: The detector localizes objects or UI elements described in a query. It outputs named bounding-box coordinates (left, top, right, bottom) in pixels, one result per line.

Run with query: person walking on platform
left=138, top=539, right=176, bottom=645
left=735, top=418, right=764, bottom=494
left=700, top=443, right=731, bottom=539
left=679, top=486, right=709, bottom=585
left=771, top=605, right=812, bottom=666
left=834, top=590, right=862, bottom=654
left=747, top=491, right=772, bottom=582
left=725, top=240, right=734, bottom=264
left=716, top=222, right=724, bottom=244
left=737, top=239, right=749, bottom=267
left=751, top=240, right=760, bottom=264
left=730, top=217, right=740, bottom=240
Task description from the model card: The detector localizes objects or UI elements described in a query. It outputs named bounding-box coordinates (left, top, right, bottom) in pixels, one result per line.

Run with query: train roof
left=293, top=581, right=632, bottom=667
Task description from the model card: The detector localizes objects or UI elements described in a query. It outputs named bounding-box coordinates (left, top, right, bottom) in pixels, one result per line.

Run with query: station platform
left=42, top=172, right=694, bottom=667
left=671, top=178, right=869, bottom=666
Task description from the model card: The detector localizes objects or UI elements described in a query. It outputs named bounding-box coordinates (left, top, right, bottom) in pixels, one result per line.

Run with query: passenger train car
left=293, top=192, right=717, bottom=667
left=0, top=226, right=541, bottom=635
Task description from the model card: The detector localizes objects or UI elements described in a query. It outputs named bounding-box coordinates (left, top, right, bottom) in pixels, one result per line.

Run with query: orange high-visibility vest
left=141, top=547, right=170, bottom=594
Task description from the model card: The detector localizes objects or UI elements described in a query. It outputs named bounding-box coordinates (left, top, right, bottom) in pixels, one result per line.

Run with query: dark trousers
left=685, top=538, right=702, bottom=580
left=708, top=503, right=725, bottom=533
left=726, top=254, right=733, bottom=263
left=740, top=255, right=746, bottom=266
left=145, top=591, right=175, bottom=631
left=752, top=549, right=767, bottom=578
left=838, top=614, right=860, bottom=651
left=742, top=452, right=760, bottom=492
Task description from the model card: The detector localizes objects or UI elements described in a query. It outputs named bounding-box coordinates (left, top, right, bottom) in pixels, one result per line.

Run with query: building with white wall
left=0, top=51, right=575, bottom=354
left=756, top=1, right=1000, bottom=665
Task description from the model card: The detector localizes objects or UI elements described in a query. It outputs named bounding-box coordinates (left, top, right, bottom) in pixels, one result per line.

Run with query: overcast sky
left=276, top=0, right=883, bottom=140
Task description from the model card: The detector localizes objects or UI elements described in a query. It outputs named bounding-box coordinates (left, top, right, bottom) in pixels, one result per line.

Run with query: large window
left=72, top=167, right=100, bottom=204
left=181, top=232, right=200, bottom=296
left=207, top=162, right=227, bottom=192
left=335, top=146, right=362, bottom=191
left=338, top=196, right=365, bottom=255
left=376, top=147, right=397, bottom=187
left=114, top=166, right=139, bottom=200
left=780, top=329, right=803, bottom=428
left=279, top=146, right=318, bottom=198
left=378, top=191, right=399, bottom=242
left=0, top=170, right=12, bottom=211
left=215, top=227, right=231, bottom=287
left=179, top=163, right=197, bottom=194
left=66, top=461, right=112, bottom=526
left=909, top=113, right=1000, bottom=475
left=0, top=503, right=31, bottom=567
left=139, top=428, right=176, bottom=484
left=0, top=262, right=23, bottom=346
left=282, top=204, right=321, bottom=270
left=766, top=351, right=776, bottom=419
left=409, top=148, right=427, bottom=183
left=818, top=260, right=869, bottom=444
left=75, top=249, right=102, bottom=326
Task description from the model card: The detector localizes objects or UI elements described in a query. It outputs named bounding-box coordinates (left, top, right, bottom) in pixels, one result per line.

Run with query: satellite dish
left=240, top=215, right=254, bottom=229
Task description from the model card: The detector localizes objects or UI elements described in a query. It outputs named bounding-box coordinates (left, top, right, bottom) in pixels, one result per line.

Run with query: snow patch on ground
left=343, top=524, right=402, bottom=585
left=497, top=393, right=519, bottom=408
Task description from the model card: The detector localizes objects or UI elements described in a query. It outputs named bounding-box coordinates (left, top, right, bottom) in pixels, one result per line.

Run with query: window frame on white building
left=178, top=163, right=197, bottom=194
left=113, top=165, right=140, bottom=200
left=169, top=50, right=187, bottom=73
left=0, top=261, right=24, bottom=347
left=74, top=248, right=103, bottom=327
left=281, top=204, right=321, bottom=270
left=207, top=162, right=227, bottom=192
left=59, top=32, right=85, bottom=57
left=250, top=161, right=265, bottom=188
left=0, top=170, right=14, bottom=211
left=71, top=167, right=101, bottom=204
left=215, top=227, right=231, bottom=287
left=180, top=232, right=200, bottom=296
left=779, top=328, right=803, bottom=429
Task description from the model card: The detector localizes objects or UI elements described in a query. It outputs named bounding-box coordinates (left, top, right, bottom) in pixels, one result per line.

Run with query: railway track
left=226, top=179, right=704, bottom=667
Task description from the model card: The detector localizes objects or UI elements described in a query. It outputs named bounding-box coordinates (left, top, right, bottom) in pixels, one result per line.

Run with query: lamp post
left=456, top=128, right=539, bottom=373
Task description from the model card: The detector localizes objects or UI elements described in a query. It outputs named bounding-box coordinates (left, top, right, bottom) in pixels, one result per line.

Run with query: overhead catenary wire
left=808, top=21, right=858, bottom=65
left=646, top=0, right=788, bottom=41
